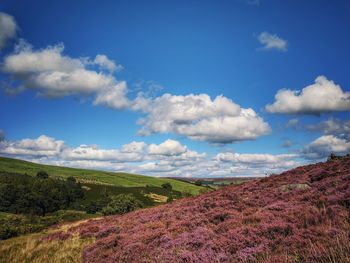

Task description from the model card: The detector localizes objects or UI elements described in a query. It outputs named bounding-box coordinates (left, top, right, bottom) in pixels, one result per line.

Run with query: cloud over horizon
left=0, top=134, right=304, bottom=178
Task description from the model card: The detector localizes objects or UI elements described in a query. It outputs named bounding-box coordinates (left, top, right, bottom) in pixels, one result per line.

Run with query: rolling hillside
left=3, top=155, right=348, bottom=262
left=0, top=157, right=203, bottom=194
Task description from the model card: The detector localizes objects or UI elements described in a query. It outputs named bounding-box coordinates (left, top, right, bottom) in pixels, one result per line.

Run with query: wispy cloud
left=0, top=12, right=17, bottom=51
left=257, top=32, right=287, bottom=51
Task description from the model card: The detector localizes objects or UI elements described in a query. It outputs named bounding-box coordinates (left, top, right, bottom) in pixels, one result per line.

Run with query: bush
left=36, top=171, right=49, bottom=179
left=167, top=194, right=174, bottom=203
left=101, top=194, right=143, bottom=216
left=86, top=201, right=99, bottom=214
left=161, top=183, right=172, bottom=191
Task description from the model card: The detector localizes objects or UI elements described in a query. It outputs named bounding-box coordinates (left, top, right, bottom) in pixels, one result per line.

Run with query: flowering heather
left=48, top=156, right=350, bottom=262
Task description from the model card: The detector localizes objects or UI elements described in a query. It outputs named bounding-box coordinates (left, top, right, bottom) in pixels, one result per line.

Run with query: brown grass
left=0, top=219, right=96, bottom=263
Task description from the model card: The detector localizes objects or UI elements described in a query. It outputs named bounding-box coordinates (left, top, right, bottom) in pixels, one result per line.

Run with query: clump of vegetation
left=0, top=171, right=84, bottom=216
left=161, top=182, right=172, bottom=191
left=101, top=194, right=143, bottom=216
left=0, top=210, right=95, bottom=240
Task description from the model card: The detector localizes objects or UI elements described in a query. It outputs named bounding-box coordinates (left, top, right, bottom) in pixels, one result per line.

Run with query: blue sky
left=0, top=0, right=349, bottom=177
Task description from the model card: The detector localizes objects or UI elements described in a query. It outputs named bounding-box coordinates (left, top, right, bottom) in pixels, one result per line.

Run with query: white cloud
left=137, top=94, right=271, bottom=143
left=266, top=76, right=350, bottom=114
left=302, top=135, right=350, bottom=160
left=257, top=32, right=287, bottom=51
left=148, top=139, right=187, bottom=156
left=93, top=81, right=130, bottom=109
left=0, top=12, right=17, bottom=50
left=93, top=54, right=122, bottom=73
left=216, top=152, right=298, bottom=166
left=0, top=135, right=64, bottom=157
left=2, top=41, right=129, bottom=105
left=121, top=141, right=146, bottom=153
left=62, top=144, right=144, bottom=163
left=0, top=134, right=304, bottom=178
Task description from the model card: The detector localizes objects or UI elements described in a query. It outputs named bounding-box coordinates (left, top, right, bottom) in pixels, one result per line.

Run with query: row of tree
left=0, top=171, right=84, bottom=216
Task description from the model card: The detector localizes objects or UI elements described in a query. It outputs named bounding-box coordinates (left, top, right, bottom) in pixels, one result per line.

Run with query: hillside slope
left=39, top=155, right=350, bottom=263
left=0, top=157, right=203, bottom=194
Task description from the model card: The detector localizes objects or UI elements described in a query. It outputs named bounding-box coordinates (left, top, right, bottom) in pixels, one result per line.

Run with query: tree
left=161, top=182, right=172, bottom=191
left=101, top=194, right=143, bottom=216
left=194, top=181, right=203, bottom=186
left=36, top=171, right=48, bottom=179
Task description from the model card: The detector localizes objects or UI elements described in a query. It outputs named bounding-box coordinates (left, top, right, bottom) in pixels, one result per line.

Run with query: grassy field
left=0, top=157, right=203, bottom=194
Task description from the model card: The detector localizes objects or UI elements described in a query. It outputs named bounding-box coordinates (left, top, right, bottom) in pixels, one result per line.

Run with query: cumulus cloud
left=266, top=76, right=350, bottom=114
left=214, top=152, right=301, bottom=176
left=137, top=94, right=271, bottom=143
left=2, top=41, right=129, bottom=107
left=62, top=144, right=144, bottom=163
left=0, top=12, right=17, bottom=50
left=302, top=135, right=350, bottom=160
left=93, top=54, right=122, bottom=73
left=93, top=81, right=130, bottom=109
left=257, top=32, right=287, bottom=51
left=148, top=139, right=187, bottom=156
left=0, top=135, right=64, bottom=157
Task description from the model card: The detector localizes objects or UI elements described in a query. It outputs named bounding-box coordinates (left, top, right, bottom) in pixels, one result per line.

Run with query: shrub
left=101, top=194, right=143, bottom=216
left=166, top=194, right=174, bottom=203
left=161, top=183, right=172, bottom=191
left=86, top=201, right=99, bottom=214
left=36, top=171, right=49, bottom=179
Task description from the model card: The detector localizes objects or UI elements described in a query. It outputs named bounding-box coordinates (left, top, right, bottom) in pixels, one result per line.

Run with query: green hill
left=0, top=157, right=203, bottom=194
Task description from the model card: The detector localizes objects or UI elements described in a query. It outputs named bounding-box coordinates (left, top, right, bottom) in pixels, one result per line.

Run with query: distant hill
left=0, top=157, right=203, bottom=194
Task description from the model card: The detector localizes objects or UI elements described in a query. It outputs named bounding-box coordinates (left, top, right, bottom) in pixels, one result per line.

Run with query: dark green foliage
left=161, top=182, right=172, bottom=191
left=0, top=211, right=96, bottom=240
left=166, top=194, right=174, bottom=203
left=86, top=201, right=99, bottom=214
left=101, top=194, right=143, bottom=216
left=181, top=190, right=192, bottom=197
left=36, top=171, right=49, bottom=179
left=0, top=172, right=84, bottom=216
left=194, top=181, right=203, bottom=186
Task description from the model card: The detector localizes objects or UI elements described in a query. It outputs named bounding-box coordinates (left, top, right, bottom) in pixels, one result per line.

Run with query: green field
left=0, top=157, right=203, bottom=194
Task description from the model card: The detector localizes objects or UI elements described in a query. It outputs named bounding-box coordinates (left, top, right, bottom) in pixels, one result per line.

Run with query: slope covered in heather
left=12, top=156, right=350, bottom=262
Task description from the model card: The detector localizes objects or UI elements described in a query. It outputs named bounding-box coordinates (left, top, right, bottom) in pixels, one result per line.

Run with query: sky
left=0, top=0, right=349, bottom=177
